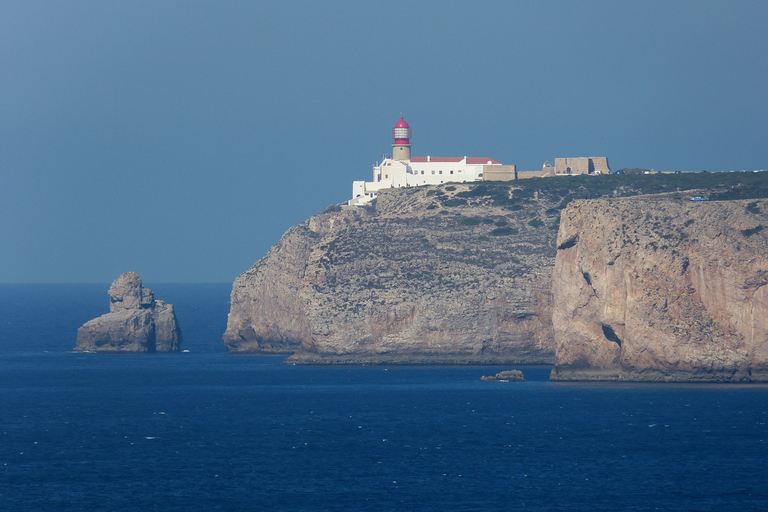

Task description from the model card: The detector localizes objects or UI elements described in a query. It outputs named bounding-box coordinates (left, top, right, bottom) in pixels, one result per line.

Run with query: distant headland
left=223, top=118, right=768, bottom=381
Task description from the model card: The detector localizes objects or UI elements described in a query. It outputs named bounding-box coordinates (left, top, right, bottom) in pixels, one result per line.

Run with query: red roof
left=409, top=156, right=501, bottom=164
left=394, top=116, right=410, bottom=129
left=410, top=157, right=462, bottom=163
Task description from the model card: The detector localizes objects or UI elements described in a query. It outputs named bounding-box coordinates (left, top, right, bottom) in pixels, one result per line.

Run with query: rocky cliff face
left=551, top=196, right=768, bottom=381
left=224, top=184, right=559, bottom=363
left=76, top=272, right=183, bottom=352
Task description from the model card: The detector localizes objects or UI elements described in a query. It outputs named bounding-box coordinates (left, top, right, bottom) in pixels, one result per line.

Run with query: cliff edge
left=551, top=196, right=768, bottom=381
left=76, top=272, right=183, bottom=353
left=224, top=183, right=559, bottom=363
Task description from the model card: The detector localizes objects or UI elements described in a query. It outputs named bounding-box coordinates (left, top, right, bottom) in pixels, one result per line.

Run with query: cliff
left=551, top=196, right=768, bottom=382
left=76, top=272, right=183, bottom=352
left=224, top=183, right=560, bottom=363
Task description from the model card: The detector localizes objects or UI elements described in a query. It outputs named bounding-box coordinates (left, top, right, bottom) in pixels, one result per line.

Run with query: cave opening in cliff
left=582, top=271, right=592, bottom=286
left=602, top=324, right=622, bottom=346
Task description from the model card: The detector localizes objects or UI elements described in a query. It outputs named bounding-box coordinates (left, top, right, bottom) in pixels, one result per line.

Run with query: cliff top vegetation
left=448, top=170, right=768, bottom=213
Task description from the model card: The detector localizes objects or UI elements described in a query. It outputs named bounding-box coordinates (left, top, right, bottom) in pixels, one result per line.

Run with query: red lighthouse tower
left=392, top=116, right=412, bottom=161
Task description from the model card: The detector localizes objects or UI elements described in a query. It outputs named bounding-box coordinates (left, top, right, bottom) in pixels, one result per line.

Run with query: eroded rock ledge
left=75, top=272, right=182, bottom=353
left=551, top=196, right=768, bottom=382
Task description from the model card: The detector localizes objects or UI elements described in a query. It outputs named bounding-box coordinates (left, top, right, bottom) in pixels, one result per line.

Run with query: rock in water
left=551, top=196, right=768, bottom=382
left=75, top=272, right=182, bottom=352
left=481, top=370, right=526, bottom=381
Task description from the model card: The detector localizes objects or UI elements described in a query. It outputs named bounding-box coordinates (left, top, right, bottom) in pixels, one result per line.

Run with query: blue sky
left=2, top=0, right=766, bottom=283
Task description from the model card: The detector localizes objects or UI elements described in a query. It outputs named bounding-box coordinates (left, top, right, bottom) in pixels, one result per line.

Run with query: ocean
left=1, top=284, right=767, bottom=511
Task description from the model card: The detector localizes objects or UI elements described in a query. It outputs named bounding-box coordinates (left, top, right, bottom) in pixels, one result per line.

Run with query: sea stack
left=75, top=272, right=182, bottom=352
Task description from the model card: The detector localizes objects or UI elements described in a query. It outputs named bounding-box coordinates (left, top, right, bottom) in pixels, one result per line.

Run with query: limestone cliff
left=551, top=196, right=768, bottom=381
left=76, top=272, right=183, bottom=352
left=224, top=184, right=559, bottom=363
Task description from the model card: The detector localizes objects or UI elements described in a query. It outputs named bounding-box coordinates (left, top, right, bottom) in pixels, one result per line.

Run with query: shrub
left=742, top=225, right=764, bottom=237
left=512, top=188, right=534, bottom=198
left=746, top=202, right=761, bottom=214
left=444, top=185, right=456, bottom=191
left=490, top=227, right=517, bottom=236
left=461, top=217, right=481, bottom=226
left=684, top=219, right=694, bottom=227
left=528, top=218, right=544, bottom=228
left=442, top=198, right=468, bottom=207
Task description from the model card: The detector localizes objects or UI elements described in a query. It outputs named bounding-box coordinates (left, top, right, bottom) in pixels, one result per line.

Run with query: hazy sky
left=2, top=1, right=766, bottom=283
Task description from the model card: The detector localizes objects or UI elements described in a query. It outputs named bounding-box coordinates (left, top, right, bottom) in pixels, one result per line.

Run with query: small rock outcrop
left=551, top=196, right=768, bottom=382
left=481, top=370, right=526, bottom=382
left=75, top=272, right=182, bottom=352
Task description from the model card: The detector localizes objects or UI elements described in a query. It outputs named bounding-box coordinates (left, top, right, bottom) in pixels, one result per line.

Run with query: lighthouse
left=348, top=116, right=516, bottom=206
left=392, top=116, right=411, bottom=161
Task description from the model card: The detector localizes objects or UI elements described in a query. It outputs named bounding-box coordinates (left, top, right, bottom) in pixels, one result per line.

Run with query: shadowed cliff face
left=223, top=184, right=559, bottom=363
left=551, top=197, right=768, bottom=382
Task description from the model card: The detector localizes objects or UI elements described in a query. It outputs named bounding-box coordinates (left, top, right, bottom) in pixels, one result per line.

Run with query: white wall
left=354, top=157, right=499, bottom=204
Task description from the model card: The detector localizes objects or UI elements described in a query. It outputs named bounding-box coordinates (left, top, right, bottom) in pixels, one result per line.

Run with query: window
left=439, top=170, right=442, bottom=175
left=450, top=170, right=454, bottom=174
left=431, top=170, right=435, bottom=175
left=421, top=170, right=424, bottom=175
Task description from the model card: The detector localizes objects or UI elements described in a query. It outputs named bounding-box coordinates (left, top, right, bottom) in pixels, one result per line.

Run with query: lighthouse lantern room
left=392, top=116, right=412, bottom=161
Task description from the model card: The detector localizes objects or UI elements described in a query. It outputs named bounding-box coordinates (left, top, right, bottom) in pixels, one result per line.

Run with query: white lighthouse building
left=349, top=117, right=515, bottom=206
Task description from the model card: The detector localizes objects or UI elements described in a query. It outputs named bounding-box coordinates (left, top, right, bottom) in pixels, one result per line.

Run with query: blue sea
left=1, top=284, right=767, bottom=511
